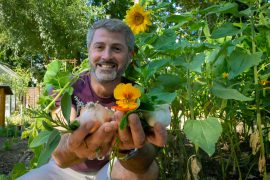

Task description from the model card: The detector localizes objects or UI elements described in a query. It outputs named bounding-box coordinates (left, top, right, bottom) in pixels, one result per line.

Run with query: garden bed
left=0, top=137, right=32, bottom=175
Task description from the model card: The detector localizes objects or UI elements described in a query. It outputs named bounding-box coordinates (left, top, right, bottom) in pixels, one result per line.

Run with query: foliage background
left=0, top=0, right=270, bottom=179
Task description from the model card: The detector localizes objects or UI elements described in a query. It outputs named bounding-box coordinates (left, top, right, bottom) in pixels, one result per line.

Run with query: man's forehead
left=92, top=28, right=126, bottom=46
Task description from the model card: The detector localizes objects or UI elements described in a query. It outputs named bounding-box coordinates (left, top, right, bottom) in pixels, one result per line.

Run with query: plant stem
left=44, top=81, right=72, bottom=113
left=187, top=69, right=195, bottom=120
left=251, top=13, right=267, bottom=178
left=228, top=132, right=242, bottom=179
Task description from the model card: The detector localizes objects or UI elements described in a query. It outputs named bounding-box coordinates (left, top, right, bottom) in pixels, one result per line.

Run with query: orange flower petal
left=113, top=83, right=141, bottom=112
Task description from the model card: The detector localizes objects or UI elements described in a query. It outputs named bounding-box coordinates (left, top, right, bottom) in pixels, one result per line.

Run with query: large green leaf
left=43, top=60, right=61, bottom=83
left=181, top=53, right=205, bottom=73
left=154, top=74, right=183, bottom=91
left=166, top=13, right=193, bottom=26
left=37, top=129, right=61, bottom=166
left=187, top=53, right=205, bottom=73
left=212, top=84, right=253, bottom=101
left=183, top=117, right=222, bottom=156
left=152, top=29, right=177, bottom=51
left=200, top=2, right=238, bottom=15
left=148, top=88, right=177, bottom=104
left=43, top=60, right=72, bottom=88
left=141, top=59, right=168, bottom=81
left=61, top=92, right=72, bottom=124
left=29, top=130, right=52, bottom=148
left=211, top=23, right=246, bottom=39
left=10, top=163, right=28, bottom=180
left=227, top=49, right=263, bottom=79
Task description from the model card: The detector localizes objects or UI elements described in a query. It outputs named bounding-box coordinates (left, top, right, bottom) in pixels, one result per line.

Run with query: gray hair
left=86, top=19, right=135, bottom=52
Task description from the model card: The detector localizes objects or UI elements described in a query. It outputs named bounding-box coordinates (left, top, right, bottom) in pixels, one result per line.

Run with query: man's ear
left=129, top=51, right=134, bottom=58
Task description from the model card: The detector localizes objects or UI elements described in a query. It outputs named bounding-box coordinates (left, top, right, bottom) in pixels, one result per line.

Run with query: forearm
left=52, top=134, right=85, bottom=168
left=118, top=143, right=158, bottom=174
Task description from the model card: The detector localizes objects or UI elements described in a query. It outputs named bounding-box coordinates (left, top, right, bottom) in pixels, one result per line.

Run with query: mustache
left=97, top=60, right=117, bottom=66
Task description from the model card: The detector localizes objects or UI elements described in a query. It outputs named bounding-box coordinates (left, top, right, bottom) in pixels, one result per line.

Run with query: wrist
left=117, top=148, right=139, bottom=161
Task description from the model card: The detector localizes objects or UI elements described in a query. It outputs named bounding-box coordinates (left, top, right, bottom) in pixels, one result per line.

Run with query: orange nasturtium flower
left=124, top=4, right=152, bottom=35
left=112, top=83, right=141, bottom=112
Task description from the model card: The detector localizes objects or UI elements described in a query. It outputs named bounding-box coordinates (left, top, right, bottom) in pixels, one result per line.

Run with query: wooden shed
left=0, top=63, right=18, bottom=121
left=0, top=85, right=13, bottom=127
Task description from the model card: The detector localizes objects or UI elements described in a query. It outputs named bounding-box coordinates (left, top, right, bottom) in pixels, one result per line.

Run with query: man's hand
left=52, top=107, right=118, bottom=167
left=113, top=110, right=167, bottom=149
left=67, top=120, right=118, bottom=159
left=114, top=111, right=145, bottom=150
left=146, top=122, right=167, bottom=147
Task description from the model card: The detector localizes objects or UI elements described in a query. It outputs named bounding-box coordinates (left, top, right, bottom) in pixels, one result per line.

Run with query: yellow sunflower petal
left=124, top=4, right=152, bottom=35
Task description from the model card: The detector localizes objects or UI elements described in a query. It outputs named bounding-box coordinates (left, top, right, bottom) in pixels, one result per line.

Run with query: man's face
left=88, top=28, right=132, bottom=83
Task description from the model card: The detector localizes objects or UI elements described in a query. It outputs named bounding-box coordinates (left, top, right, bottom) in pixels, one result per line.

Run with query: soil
left=0, top=137, right=32, bottom=176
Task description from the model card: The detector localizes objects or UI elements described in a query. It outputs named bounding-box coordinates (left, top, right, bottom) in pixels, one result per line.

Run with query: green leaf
left=148, top=89, right=177, bottom=104
left=183, top=117, right=222, bottom=156
left=43, top=60, right=61, bottom=84
left=141, top=59, right=168, bottom=81
left=200, top=2, right=238, bottom=15
left=10, top=163, right=28, bottom=180
left=69, top=120, right=80, bottom=131
left=120, top=115, right=129, bottom=130
left=43, top=60, right=72, bottom=89
left=227, top=49, right=263, bottom=79
left=152, top=29, right=177, bottom=51
left=155, top=74, right=183, bottom=91
left=29, top=130, right=53, bottom=148
left=37, top=130, right=61, bottom=166
left=212, top=84, right=253, bottom=101
left=166, top=13, right=193, bottom=25
left=61, top=92, right=72, bottom=124
left=211, top=23, right=246, bottom=39
left=0, top=174, right=8, bottom=180
left=185, top=53, right=206, bottom=73
left=42, top=120, right=54, bottom=131
left=139, top=101, right=155, bottom=111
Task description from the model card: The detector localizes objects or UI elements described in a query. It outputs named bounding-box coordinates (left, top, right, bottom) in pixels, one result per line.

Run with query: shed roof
left=0, top=63, right=17, bottom=77
left=0, top=85, right=13, bottom=95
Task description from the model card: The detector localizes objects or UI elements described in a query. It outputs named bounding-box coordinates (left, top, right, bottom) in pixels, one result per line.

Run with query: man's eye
left=113, top=47, right=121, bottom=52
left=95, top=46, right=103, bottom=50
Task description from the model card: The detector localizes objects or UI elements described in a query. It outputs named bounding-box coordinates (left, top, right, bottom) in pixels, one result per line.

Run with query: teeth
left=98, top=64, right=115, bottom=69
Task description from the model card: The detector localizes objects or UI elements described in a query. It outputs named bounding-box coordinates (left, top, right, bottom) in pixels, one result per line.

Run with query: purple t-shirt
left=59, top=71, right=130, bottom=172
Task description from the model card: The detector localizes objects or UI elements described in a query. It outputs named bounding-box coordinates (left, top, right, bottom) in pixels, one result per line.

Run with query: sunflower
left=124, top=4, right=152, bottom=35
left=112, top=83, right=141, bottom=112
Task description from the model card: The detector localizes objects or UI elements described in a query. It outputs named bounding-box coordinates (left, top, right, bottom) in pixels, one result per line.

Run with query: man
left=18, top=18, right=167, bottom=180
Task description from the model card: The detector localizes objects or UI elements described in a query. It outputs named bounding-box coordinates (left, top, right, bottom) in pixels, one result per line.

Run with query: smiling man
left=17, top=19, right=167, bottom=180
left=88, top=28, right=132, bottom=83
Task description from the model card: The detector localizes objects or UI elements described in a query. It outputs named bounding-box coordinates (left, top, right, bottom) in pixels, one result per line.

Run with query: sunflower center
left=134, top=12, right=144, bottom=25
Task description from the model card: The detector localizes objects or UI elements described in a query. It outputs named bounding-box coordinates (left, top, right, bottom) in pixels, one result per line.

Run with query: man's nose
left=101, top=48, right=112, bottom=60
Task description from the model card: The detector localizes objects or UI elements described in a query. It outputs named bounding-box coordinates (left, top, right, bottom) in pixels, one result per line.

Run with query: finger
left=113, top=111, right=133, bottom=144
left=113, top=110, right=125, bottom=123
left=68, top=120, right=101, bottom=150
left=86, top=122, right=117, bottom=150
left=128, top=113, right=145, bottom=148
left=147, top=122, right=167, bottom=147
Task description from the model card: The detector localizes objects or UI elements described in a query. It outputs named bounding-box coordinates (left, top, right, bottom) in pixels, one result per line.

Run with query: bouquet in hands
left=111, top=83, right=171, bottom=130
